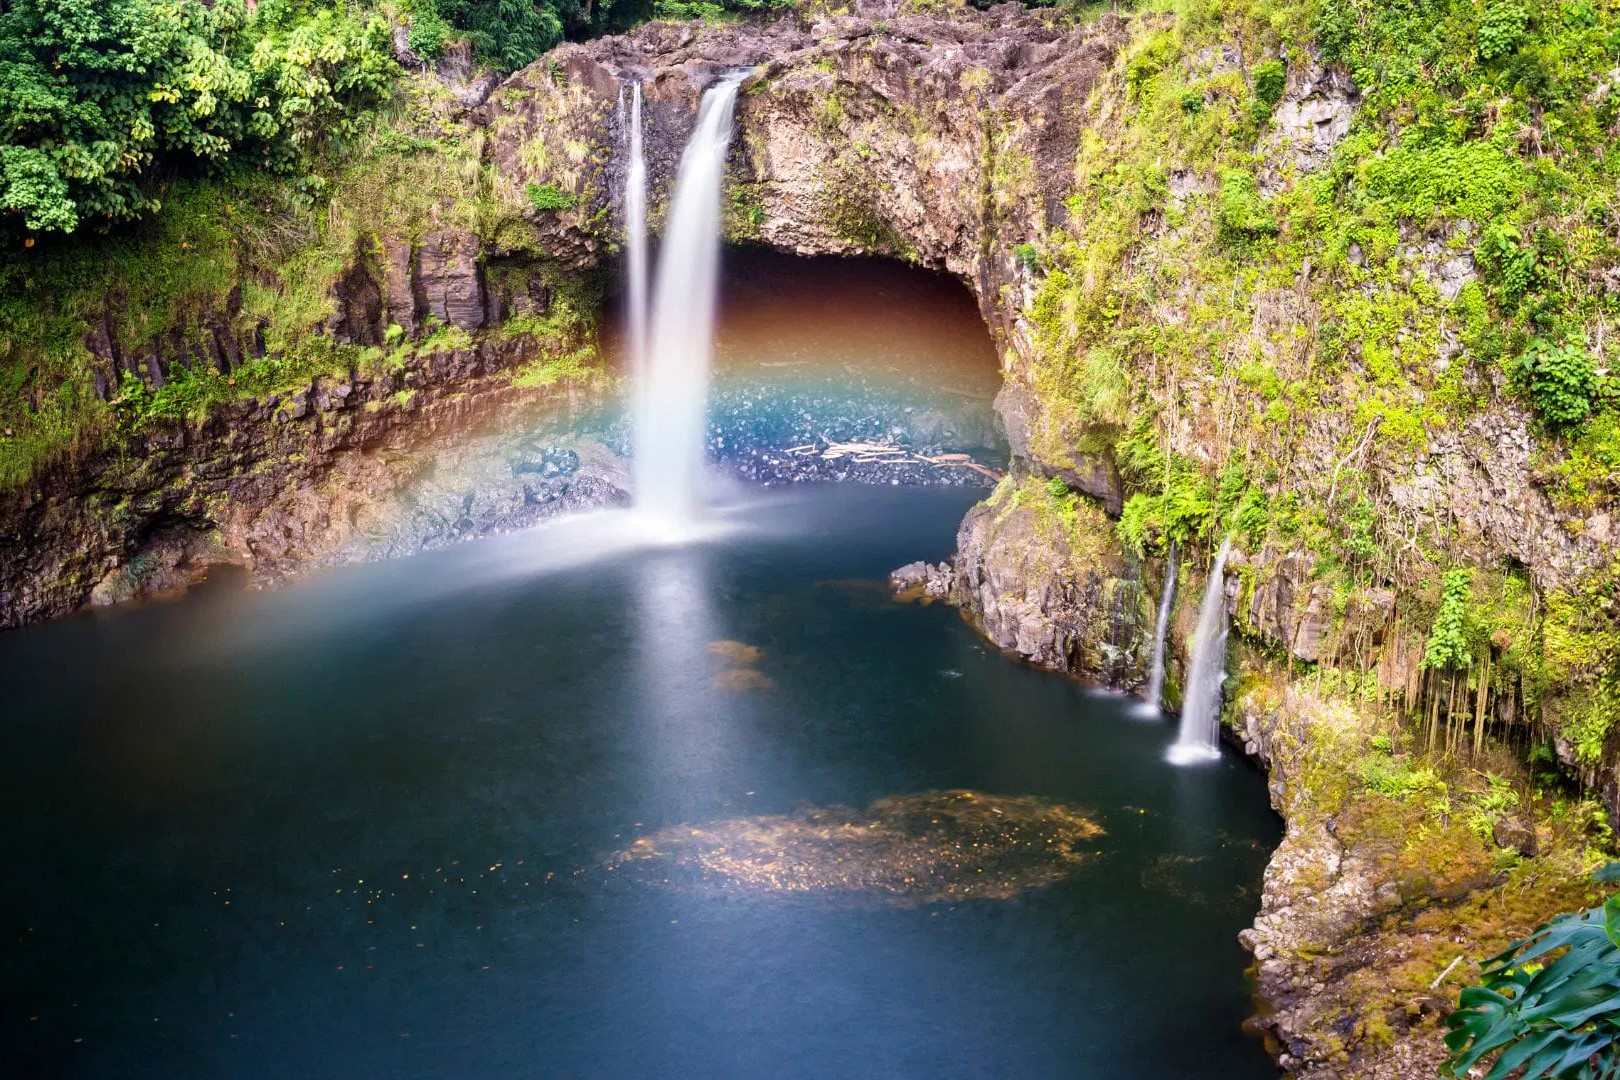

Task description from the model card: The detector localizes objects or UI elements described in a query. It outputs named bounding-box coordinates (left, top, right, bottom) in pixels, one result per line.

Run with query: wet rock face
left=0, top=344, right=622, bottom=629
left=487, top=0, right=1125, bottom=356
left=609, top=790, right=1104, bottom=905
left=949, top=494, right=1147, bottom=685
left=414, top=228, right=489, bottom=331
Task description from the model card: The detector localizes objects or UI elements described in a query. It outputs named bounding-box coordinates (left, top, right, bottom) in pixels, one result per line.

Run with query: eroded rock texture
left=951, top=493, right=1149, bottom=685
left=0, top=344, right=622, bottom=628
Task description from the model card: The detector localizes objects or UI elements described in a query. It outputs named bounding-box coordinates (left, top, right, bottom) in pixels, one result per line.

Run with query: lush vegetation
left=1011, top=0, right=1620, bottom=788
left=399, top=0, right=793, bottom=73
left=0, top=0, right=797, bottom=245
left=0, top=0, right=395, bottom=237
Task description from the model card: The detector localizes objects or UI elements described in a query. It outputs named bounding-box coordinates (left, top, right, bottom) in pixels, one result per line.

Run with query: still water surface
left=1, top=485, right=1279, bottom=1078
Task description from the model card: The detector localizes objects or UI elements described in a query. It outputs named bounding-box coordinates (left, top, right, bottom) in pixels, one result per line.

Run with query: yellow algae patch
left=707, top=639, right=772, bottom=692
left=707, top=640, right=765, bottom=666
left=714, top=668, right=776, bottom=693
left=609, top=790, right=1104, bottom=905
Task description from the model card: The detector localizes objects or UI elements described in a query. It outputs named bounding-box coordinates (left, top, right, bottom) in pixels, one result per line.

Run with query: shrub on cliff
left=403, top=0, right=567, bottom=70
left=0, top=0, right=394, bottom=237
left=1512, top=339, right=1598, bottom=429
left=1215, top=169, right=1276, bottom=242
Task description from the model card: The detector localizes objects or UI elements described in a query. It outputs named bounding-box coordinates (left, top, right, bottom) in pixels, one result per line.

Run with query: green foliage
left=1360, top=753, right=1442, bottom=799
left=526, top=182, right=577, bottom=212
left=405, top=3, right=452, bottom=60
left=1216, top=169, right=1275, bottom=242
left=1013, top=242, right=1041, bottom=272
left=1512, top=339, right=1597, bottom=429
left=1476, top=222, right=1546, bottom=311
left=1117, top=466, right=1217, bottom=555
left=510, top=346, right=593, bottom=388
left=1423, top=568, right=1475, bottom=671
left=1445, top=866, right=1620, bottom=1079
left=1123, top=29, right=1177, bottom=100
left=653, top=0, right=793, bottom=21
left=405, top=0, right=564, bottom=73
left=1464, top=774, right=1522, bottom=843
left=1476, top=0, right=1530, bottom=61
left=1252, top=59, right=1286, bottom=107
left=0, top=0, right=395, bottom=236
left=1341, top=495, right=1380, bottom=568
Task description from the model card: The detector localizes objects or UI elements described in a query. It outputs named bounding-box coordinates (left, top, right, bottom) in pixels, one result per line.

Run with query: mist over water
left=0, top=486, right=1278, bottom=1079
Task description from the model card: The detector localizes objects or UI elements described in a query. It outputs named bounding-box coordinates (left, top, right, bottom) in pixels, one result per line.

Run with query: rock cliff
left=2, top=4, right=1615, bottom=1075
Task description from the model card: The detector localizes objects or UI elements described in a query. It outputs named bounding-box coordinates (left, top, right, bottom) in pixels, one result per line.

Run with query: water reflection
left=0, top=486, right=1280, bottom=1079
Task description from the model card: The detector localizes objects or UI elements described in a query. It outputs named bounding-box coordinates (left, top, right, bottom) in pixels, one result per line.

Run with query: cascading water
left=631, top=73, right=747, bottom=530
left=1167, top=537, right=1232, bottom=765
left=624, top=82, right=649, bottom=379
left=1139, top=540, right=1178, bottom=716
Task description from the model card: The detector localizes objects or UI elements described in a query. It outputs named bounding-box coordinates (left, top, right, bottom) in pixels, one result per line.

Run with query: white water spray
left=631, top=73, right=746, bottom=530
left=1140, top=540, right=1177, bottom=715
left=624, top=82, right=649, bottom=379
left=1168, top=537, right=1232, bottom=765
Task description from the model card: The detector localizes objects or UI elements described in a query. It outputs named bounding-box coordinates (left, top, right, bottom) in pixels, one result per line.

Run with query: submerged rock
left=888, top=559, right=953, bottom=601
left=609, top=790, right=1104, bottom=904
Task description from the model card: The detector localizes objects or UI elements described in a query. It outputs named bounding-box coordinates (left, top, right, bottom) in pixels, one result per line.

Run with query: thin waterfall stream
left=624, top=82, right=649, bottom=381
left=1140, top=540, right=1177, bottom=715
left=630, top=73, right=747, bottom=532
left=1168, top=536, right=1232, bottom=765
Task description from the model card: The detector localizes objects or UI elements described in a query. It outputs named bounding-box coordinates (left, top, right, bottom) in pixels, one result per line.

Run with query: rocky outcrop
left=0, top=341, right=621, bottom=628
left=947, top=482, right=1151, bottom=686
left=487, top=2, right=1126, bottom=349
left=1231, top=687, right=1599, bottom=1080
left=415, top=228, right=489, bottom=331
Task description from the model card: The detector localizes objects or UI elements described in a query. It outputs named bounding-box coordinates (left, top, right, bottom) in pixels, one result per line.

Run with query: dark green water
left=1, top=485, right=1280, bottom=1078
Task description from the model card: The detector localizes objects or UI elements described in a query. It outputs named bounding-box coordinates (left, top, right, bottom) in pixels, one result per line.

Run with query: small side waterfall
left=1140, top=540, right=1177, bottom=715
left=624, top=83, right=649, bottom=378
left=1168, top=537, right=1232, bottom=765
left=631, top=74, right=746, bottom=530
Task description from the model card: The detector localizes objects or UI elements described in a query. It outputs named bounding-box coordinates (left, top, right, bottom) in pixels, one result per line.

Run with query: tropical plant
left=0, top=0, right=393, bottom=236
left=1513, top=339, right=1598, bottom=429
left=1216, top=169, right=1276, bottom=242
left=1423, top=568, right=1475, bottom=671
left=1445, top=863, right=1620, bottom=1078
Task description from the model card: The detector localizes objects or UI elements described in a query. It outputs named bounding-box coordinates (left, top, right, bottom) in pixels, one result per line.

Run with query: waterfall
left=631, top=73, right=746, bottom=530
left=624, top=82, right=649, bottom=380
left=1140, top=540, right=1177, bottom=715
left=1168, top=537, right=1232, bottom=765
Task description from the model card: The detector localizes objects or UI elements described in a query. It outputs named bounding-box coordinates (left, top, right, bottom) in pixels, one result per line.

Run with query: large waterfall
left=1167, top=537, right=1232, bottom=765
left=1140, top=540, right=1177, bottom=716
left=624, top=82, right=649, bottom=381
left=630, top=74, right=746, bottom=530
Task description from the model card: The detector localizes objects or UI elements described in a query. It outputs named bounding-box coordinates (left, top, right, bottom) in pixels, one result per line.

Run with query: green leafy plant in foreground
left=1446, top=863, right=1620, bottom=1079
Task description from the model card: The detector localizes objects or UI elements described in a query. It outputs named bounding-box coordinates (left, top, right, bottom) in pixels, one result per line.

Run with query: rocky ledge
left=0, top=342, right=625, bottom=629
